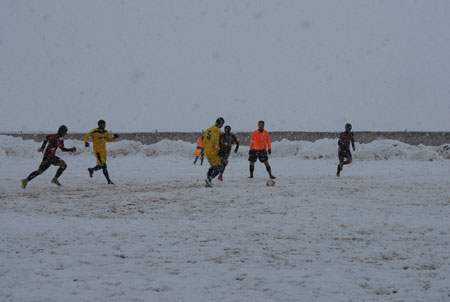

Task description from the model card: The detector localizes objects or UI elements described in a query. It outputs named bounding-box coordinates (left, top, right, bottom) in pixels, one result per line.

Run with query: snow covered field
left=1, top=135, right=450, bottom=301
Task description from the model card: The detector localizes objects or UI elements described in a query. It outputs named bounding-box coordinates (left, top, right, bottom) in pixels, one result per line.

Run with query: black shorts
left=338, top=150, right=352, bottom=162
left=39, top=156, right=63, bottom=172
left=248, top=150, right=268, bottom=162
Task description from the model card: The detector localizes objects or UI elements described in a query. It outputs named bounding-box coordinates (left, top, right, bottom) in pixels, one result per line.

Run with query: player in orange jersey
left=248, top=121, right=276, bottom=179
left=193, top=133, right=204, bottom=165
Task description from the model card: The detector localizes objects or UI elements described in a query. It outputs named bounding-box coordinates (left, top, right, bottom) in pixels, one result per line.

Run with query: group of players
left=21, top=120, right=118, bottom=188
left=195, top=117, right=355, bottom=187
left=20, top=118, right=355, bottom=188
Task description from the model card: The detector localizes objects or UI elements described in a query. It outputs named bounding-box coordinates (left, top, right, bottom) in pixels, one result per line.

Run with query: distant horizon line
left=2, top=130, right=450, bottom=134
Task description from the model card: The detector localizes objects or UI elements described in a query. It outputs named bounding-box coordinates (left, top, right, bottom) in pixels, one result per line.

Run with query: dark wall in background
left=2, top=132, right=450, bottom=146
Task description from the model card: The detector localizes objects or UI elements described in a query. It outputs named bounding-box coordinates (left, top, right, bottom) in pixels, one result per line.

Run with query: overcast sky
left=1, top=0, right=450, bottom=132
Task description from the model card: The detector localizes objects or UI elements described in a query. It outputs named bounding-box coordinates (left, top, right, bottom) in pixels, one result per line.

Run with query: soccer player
left=336, top=123, right=355, bottom=177
left=249, top=121, right=276, bottom=179
left=21, top=125, right=76, bottom=188
left=218, top=125, right=239, bottom=181
left=193, top=133, right=205, bottom=165
left=203, top=117, right=225, bottom=187
left=84, top=120, right=118, bottom=184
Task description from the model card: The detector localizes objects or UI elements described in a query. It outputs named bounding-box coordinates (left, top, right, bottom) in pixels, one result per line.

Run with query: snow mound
left=0, top=135, right=448, bottom=161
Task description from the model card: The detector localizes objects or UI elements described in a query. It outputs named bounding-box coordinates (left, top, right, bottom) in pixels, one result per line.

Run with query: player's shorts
left=39, top=156, right=64, bottom=172
left=94, top=150, right=107, bottom=165
left=248, top=149, right=268, bottom=162
left=338, top=150, right=352, bottom=162
left=194, top=147, right=204, bottom=157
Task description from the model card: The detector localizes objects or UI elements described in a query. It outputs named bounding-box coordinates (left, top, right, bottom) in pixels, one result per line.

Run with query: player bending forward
left=84, top=120, right=118, bottom=184
left=249, top=121, right=276, bottom=179
left=336, top=123, right=355, bottom=177
left=22, top=125, right=76, bottom=188
left=203, top=117, right=225, bottom=187
left=218, top=125, right=239, bottom=181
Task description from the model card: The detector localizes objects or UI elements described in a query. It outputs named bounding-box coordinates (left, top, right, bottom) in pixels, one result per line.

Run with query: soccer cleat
left=269, top=175, right=276, bottom=179
left=249, top=175, right=253, bottom=179
left=205, top=179, right=212, bottom=187
left=108, top=181, right=115, bottom=185
left=88, top=168, right=94, bottom=178
left=218, top=175, right=223, bottom=181
left=21, top=179, right=28, bottom=189
left=51, top=178, right=62, bottom=186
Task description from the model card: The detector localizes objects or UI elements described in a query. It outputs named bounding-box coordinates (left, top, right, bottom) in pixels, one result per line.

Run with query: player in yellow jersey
left=203, top=117, right=225, bottom=187
left=84, top=120, right=118, bottom=184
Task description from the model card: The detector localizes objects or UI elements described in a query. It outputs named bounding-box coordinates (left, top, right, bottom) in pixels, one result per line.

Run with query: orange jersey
left=196, top=136, right=204, bottom=148
left=249, top=130, right=271, bottom=150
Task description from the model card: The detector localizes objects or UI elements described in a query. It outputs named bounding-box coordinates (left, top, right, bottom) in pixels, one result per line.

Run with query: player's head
left=98, top=120, right=106, bottom=130
left=58, top=125, right=68, bottom=136
left=345, top=123, right=352, bottom=132
left=215, top=117, right=225, bottom=128
left=224, top=125, right=231, bottom=133
left=258, top=120, right=265, bottom=132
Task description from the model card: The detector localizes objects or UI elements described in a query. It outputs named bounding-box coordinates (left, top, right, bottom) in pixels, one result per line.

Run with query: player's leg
left=248, top=150, right=257, bottom=178
left=200, top=150, right=204, bottom=165
left=88, top=152, right=103, bottom=177
left=99, top=152, right=113, bottom=184
left=343, top=153, right=353, bottom=165
left=51, top=157, right=66, bottom=186
left=337, top=152, right=345, bottom=176
left=22, top=159, right=51, bottom=188
left=261, top=151, right=275, bottom=179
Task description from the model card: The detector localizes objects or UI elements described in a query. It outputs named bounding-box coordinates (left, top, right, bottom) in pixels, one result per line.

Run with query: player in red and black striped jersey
left=21, top=125, right=76, bottom=188
left=218, top=125, right=239, bottom=181
left=336, top=123, right=355, bottom=177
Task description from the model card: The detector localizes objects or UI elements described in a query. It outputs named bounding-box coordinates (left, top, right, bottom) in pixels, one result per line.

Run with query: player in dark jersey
left=21, top=125, right=77, bottom=188
left=218, top=125, right=239, bottom=181
left=336, top=123, right=355, bottom=177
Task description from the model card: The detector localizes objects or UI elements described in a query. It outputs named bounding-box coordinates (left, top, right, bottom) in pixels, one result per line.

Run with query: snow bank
left=1, top=135, right=449, bottom=161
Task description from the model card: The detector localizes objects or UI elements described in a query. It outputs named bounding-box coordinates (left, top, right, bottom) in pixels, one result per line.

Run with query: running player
left=336, top=123, right=355, bottom=177
left=84, top=120, right=118, bottom=184
left=218, top=125, right=239, bottom=181
left=249, top=121, right=276, bottom=179
left=203, top=117, right=225, bottom=187
left=193, top=133, right=205, bottom=165
left=21, top=125, right=76, bottom=188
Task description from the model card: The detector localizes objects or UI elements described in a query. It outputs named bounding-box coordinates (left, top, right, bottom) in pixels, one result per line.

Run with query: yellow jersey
left=202, top=125, right=221, bottom=153
left=84, top=128, right=115, bottom=152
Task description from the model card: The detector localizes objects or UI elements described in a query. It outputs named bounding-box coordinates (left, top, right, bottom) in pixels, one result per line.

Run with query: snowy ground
left=1, top=136, right=450, bottom=301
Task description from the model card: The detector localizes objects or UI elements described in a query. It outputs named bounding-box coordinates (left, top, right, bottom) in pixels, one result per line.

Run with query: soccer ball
left=266, top=179, right=276, bottom=187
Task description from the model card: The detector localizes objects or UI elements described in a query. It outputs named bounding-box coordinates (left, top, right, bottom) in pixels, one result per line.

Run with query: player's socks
left=92, top=165, right=102, bottom=171
left=102, top=164, right=112, bottom=183
left=266, top=165, right=275, bottom=179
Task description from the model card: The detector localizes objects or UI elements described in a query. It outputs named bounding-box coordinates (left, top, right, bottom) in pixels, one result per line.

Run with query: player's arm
left=106, top=131, right=118, bottom=142
left=38, top=135, right=50, bottom=152
left=84, top=130, right=94, bottom=147
left=351, top=133, right=355, bottom=151
left=60, top=140, right=76, bottom=152
left=233, top=135, right=239, bottom=153
left=267, top=132, right=272, bottom=155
